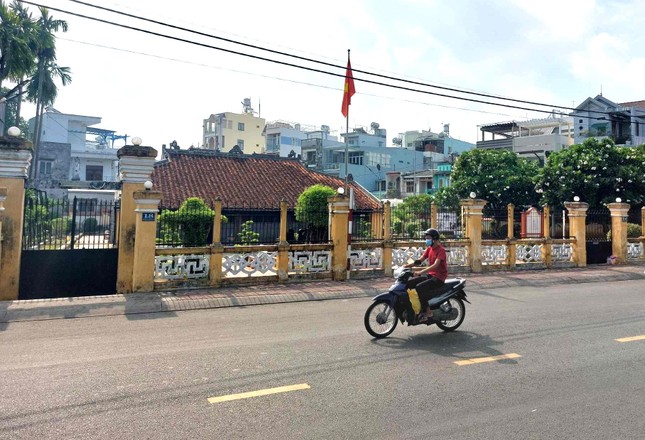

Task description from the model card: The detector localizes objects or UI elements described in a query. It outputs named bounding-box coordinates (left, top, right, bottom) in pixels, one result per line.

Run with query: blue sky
left=20, top=0, right=645, bottom=149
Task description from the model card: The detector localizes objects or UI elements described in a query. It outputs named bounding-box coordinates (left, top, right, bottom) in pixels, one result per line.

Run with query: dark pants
left=407, top=275, right=444, bottom=310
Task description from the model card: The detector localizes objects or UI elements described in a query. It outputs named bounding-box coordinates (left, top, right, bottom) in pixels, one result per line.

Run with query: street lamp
left=7, top=126, right=21, bottom=137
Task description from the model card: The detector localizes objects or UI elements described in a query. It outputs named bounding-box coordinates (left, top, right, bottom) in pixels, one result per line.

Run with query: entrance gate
left=18, top=191, right=120, bottom=299
left=585, top=207, right=612, bottom=264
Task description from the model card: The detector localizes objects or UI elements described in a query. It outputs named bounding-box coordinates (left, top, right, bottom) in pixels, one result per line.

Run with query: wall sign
left=142, top=212, right=156, bottom=222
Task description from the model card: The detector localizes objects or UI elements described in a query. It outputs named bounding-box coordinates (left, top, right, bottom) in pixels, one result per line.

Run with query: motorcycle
left=364, top=267, right=469, bottom=338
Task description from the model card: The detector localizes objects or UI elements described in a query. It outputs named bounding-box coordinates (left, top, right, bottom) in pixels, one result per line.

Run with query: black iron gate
left=586, top=207, right=612, bottom=264
left=19, top=191, right=120, bottom=299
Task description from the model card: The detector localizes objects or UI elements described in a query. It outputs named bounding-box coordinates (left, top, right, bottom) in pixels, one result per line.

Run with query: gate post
left=607, top=201, right=630, bottom=264
left=0, top=131, right=32, bottom=300
left=329, top=193, right=349, bottom=280
left=382, top=201, right=393, bottom=277
left=131, top=190, right=162, bottom=292
left=209, top=198, right=223, bottom=287
left=564, top=201, right=589, bottom=267
left=461, top=198, right=487, bottom=273
left=0, top=187, right=6, bottom=273
left=116, top=144, right=157, bottom=293
left=277, top=199, right=289, bottom=282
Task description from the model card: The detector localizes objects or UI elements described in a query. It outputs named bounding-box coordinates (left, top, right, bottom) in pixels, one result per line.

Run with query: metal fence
left=390, top=203, right=432, bottom=240
left=628, top=206, right=643, bottom=237
left=586, top=207, right=611, bottom=242
left=482, top=207, right=508, bottom=240
left=23, top=191, right=119, bottom=250
left=437, top=206, right=464, bottom=239
left=351, top=208, right=384, bottom=242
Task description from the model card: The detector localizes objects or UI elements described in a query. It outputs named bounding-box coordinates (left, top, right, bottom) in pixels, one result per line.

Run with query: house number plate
left=142, top=212, right=156, bottom=222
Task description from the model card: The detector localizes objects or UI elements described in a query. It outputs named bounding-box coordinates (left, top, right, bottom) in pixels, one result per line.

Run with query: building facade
left=476, top=115, right=573, bottom=162
left=202, top=99, right=265, bottom=154
left=28, top=108, right=125, bottom=197
left=571, top=95, right=645, bottom=146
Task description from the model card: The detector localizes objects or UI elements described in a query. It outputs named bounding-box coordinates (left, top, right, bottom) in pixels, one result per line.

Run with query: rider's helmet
left=424, top=228, right=440, bottom=240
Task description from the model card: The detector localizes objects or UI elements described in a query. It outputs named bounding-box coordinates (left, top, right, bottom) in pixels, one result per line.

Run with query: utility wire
left=63, top=0, right=574, bottom=112
left=59, top=36, right=530, bottom=121
left=23, top=1, right=643, bottom=121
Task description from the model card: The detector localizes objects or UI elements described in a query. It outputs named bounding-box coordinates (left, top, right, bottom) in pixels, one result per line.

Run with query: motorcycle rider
left=404, top=228, right=448, bottom=323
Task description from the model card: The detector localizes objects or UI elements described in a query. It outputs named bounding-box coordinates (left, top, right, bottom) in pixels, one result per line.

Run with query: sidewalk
left=1, top=264, right=644, bottom=323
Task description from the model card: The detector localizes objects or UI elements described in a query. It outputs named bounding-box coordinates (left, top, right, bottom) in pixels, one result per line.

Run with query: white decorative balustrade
left=349, top=248, right=382, bottom=271
left=516, top=243, right=543, bottom=264
left=222, top=251, right=277, bottom=277
left=481, top=245, right=507, bottom=265
left=552, top=243, right=574, bottom=263
left=627, top=241, right=644, bottom=260
left=289, top=250, right=331, bottom=273
left=155, top=254, right=209, bottom=281
left=445, top=245, right=469, bottom=266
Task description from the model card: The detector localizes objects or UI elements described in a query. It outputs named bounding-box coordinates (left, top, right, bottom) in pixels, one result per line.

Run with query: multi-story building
left=571, top=95, right=645, bottom=146
left=476, top=115, right=573, bottom=162
left=28, top=108, right=125, bottom=197
left=264, top=120, right=316, bottom=157
left=202, top=99, right=266, bottom=154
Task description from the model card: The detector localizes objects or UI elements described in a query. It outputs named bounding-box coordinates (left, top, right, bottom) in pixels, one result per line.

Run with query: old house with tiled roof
left=152, top=148, right=381, bottom=209
left=151, top=148, right=382, bottom=244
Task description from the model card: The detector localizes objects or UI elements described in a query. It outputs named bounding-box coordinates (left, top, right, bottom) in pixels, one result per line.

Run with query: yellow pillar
left=209, top=198, right=223, bottom=287
left=0, top=187, right=6, bottom=274
left=541, top=205, right=552, bottom=267
left=607, top=202, right=630, bottom=264
left=641, top=207, right=645, bottom=239
left=507, top=203, right=514, bottom=239
left=0, top=135, right=32, bottom=300
left=564, top=201, right=589, bottom=267
left=382, top=201, right=393, bottom=276
left=277, top=199, right=289, bottom=281
left=131, top=190, right=162, bottom=292
left=430, top=202, right=438, bottom=229
left=461, top=198, right=487, bottom=272
left=116, top=145, right=157, bottom=293
left=329, top=194, right=349, bottom=280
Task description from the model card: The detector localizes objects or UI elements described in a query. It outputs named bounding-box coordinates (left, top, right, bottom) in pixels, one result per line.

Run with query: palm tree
left=27, top=7, right=69, bottom=177
left=0, top=1, right=36, bottom=91
left=0, top=1, right=37, bottom=135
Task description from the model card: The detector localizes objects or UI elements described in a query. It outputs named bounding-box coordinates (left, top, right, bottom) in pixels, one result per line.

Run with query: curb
left=1, top=265, right=644, bottom=323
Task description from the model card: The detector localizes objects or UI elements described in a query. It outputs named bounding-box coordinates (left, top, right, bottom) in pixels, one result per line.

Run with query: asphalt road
left=1, top=279, right=645, bottom=439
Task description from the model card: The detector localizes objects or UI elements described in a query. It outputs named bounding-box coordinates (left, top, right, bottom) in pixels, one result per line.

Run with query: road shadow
left=371, top=330, right=519, bottom=365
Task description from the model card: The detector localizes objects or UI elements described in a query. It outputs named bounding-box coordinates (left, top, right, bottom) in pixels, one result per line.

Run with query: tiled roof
left=619, top=100, right=645, bottom=109
left=152, top=149, right=381, bottom=209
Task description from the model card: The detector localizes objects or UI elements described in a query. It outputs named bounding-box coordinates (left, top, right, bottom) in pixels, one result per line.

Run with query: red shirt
left=422, top=244, right=448, bottom=282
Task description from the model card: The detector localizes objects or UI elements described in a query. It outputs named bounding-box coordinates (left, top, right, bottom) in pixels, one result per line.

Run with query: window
left=85, top=165, right=103, bottom=181
left=237, top=140, right=244, bottom=150
left=38, top=160, right=53, bottom=178
left=405, top=181, right=414, bottom=193
left=238, top=122, right=245, bottom=131
left=78, top=198, right=97, bottom=213
left=579, top=119, right=583, bottom=123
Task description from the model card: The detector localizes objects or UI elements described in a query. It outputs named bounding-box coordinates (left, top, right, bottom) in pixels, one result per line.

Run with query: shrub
left=83, top=218, right=99, bottom=233
left=606, top=223, right=642, bottom=240
left=50, top=217, right=72, bottom=234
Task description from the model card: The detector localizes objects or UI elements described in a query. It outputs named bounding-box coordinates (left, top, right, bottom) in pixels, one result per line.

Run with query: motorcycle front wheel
left=364, top=300, right=398, bottom=338
left=435, top=297, right=466, bottom=332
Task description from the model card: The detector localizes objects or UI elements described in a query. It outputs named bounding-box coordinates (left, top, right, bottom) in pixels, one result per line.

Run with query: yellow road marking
left=454, top=353, right=522, bottom=366
left=615, top=335, right=645, bottom=343
left=208, top=383, right=310, bottom=404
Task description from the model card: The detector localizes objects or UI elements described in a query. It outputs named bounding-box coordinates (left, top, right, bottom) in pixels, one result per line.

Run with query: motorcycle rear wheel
left=364, top=300, right=398, bottom=338
left=435, top=297, right=466, bottom=332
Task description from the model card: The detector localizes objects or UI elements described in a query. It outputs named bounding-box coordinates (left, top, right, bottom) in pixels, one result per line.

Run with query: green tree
left=450, top=149, right=540, bottom=209
left=391, top=194, right=432, bottom=238
left=431, top=186, right=460, bottom=211
left=238, top=220, right=260, bottom=245
left=295, top=184, right=335, bottom=242
left=536, top=138, right=644, bottom=208
left=158, top=198, right=223, bottom=247
left=0, top=1, right=36, bottom=91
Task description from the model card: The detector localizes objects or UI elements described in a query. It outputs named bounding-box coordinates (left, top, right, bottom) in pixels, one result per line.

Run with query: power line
left=21, top=1, right=643, bottom=121
left=62, top=0, right=575, bottom=112
left=58, top=36, right=530, bottom=121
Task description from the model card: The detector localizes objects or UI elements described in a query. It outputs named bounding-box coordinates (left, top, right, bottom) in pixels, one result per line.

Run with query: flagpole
left=344, top=49, right=350, bottom=194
